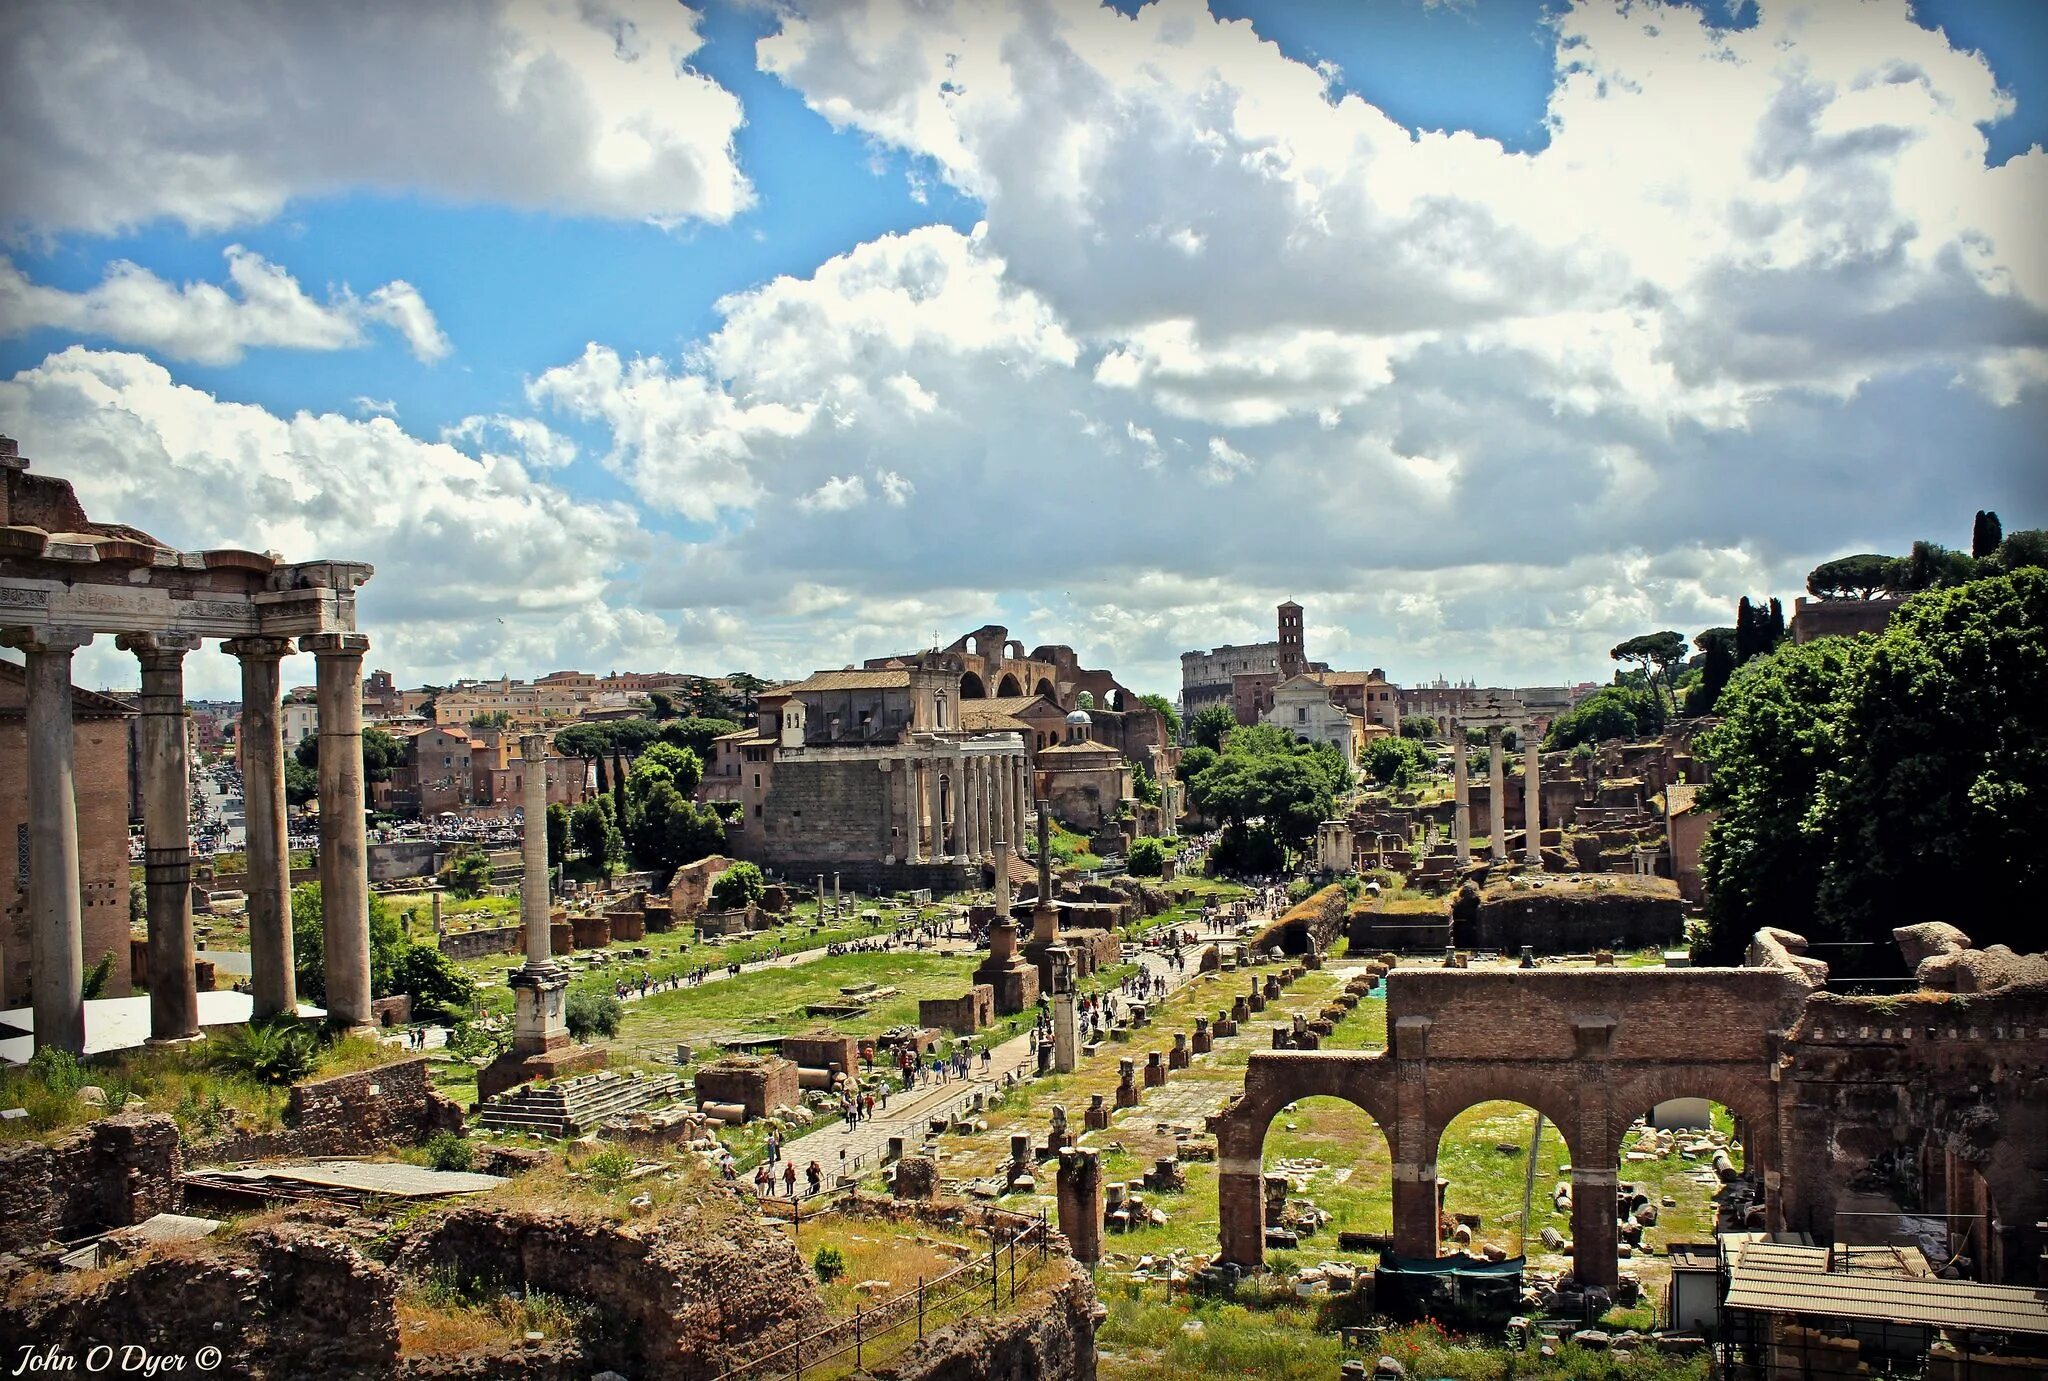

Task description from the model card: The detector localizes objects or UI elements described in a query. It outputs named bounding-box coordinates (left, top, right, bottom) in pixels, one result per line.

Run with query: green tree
left=648, top=690, right=677, bottom=720
left=1137, top=693, right=1181, bottom=741
left=658, top=716, right=741, bottom=759
left=290, top=883, right=475, bottom=1016
left=1127, top=754, right=1163, bottom=807
left=1690, top=627, right=1737, bottom=716
left=570, top=799, right=624, bottom=877
left=725, top=672, right=769, bottom=713
left=1693, top=637, right=1871, bottom=962
left=1815, top=570, right=2048, bottom=957
left=1972, top=510, right=2003, bottom=560
left=566, top=989, right=623, bottom=1041
left=1993, top=528, right=2048, bottom=572
left=445, top=850, right=492, bottom=899
left=1361, top=735, right=1432, bottom=789
left=626, top=781, right=724, bottom=876
left=709, top=860, right=766, bottom=910
left=1126, top=836, right=1168, bottom=876
left=1543, top=685, right=1661, bottom=751
left=293, top=725, right=405, bottom=782
left=1610, top=631, right=1687, bottom=711
left=1189, top=703, right=1237, bottom=751
left=1893, top=540, right=1981, bottom=593
left=1807, top=553, right=1898, bottom=601
left=1399, top=715, right=1437, bottom=740
left=545, top=802, right=570, bottom=870
left=284, top=751, right=318, bottom=806
left=629, top=742, right=704, bottom=798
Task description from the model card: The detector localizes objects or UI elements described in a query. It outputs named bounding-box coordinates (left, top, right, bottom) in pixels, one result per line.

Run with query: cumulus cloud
left=0, top=0, right=750, bottom=236
left=0, top=347, right=661, bottom=697
left=0, top=247, right=450, bottom=364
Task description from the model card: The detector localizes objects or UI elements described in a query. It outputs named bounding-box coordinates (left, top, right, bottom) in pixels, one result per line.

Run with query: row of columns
left=1449, top=723, right=1542, bottom=867
left=4, top=623, right=372, bottom=1054
left=898, top=748, right=1029, bottom=865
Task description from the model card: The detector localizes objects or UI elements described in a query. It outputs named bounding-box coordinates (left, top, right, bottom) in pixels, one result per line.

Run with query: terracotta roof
left=771, top=669, right=913, bottom=694
left=1314, top=670, right=1387, bottom=686
left=1039, top=741, right=1120, bottom=759
left=960, top=695, right=1058, bottom=731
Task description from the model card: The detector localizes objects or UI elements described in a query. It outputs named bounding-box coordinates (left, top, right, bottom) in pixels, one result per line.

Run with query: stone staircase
left=476, top=1070, right=685, bottom=1138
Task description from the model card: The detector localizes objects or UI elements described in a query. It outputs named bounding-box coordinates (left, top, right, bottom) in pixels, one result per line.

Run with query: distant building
left=1790, top=595, right=1902, bottom=644
left=1262, top=674, right=1372, bottom=766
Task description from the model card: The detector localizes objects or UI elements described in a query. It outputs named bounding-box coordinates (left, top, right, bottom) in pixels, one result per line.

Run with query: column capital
left=116, top=630, right=203, bottom=661
left=0, top=625, right=94, bottom=654
left=519, top=731, right=551, bottom=761
left=300, top=631, right=370, bottom=658
left=223, top=635, right=296, bottom=662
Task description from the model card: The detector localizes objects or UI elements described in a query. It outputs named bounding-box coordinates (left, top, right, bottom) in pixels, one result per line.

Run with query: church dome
left=1065, top=708, right=1092, bottom=726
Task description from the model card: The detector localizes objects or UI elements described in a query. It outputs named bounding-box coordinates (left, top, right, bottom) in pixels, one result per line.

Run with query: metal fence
left=712, top=1214, right=1054, bottom=1381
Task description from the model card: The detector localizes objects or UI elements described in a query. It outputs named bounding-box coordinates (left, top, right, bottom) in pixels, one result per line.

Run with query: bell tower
left=1277, top=600, right=1305, bottom=679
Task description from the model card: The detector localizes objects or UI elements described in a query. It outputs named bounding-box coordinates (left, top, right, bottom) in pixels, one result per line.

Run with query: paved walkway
left=775, top=902, right=1282, bottom=1182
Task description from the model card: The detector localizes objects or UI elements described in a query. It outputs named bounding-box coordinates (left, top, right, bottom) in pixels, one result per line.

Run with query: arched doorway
left=1034, top=677, right=1054, bottom=698
left=1432, top=1100, right=1577, bottom=1265
left=959, top=672, right=986, bottom=699
left=996, top=672, right=1022, bottom=697
left=1260, top=1097, right=1394, bottom=1264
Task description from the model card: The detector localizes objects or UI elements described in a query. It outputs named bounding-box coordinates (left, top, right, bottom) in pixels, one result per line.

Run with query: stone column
left=927, top=755, right=946, bottom=860
left=1451, top=726, right=1471, bottom=864
left=976, top=757, right=994, bottom=859
left=303, top=632, right=372, bottom=1029
left=983, top=756, right=1000, bottom=858
left=1488, top=727, right=1507, bottom=862
left=994, top=754, right=1011, bottom=858
left=964, top=755, right=983, bottom=860
left=519, top=734, right=552, bottom=967
left=1523, top=726, right=1542, bottom=865
left=1050, top=947, right=1078, bottom=1073
left=227, top=637, right=297, bottom=1020
left=4, top=628, right=92, bottom=1054
left=1571, top=1164, right=1621, bottom=1293
left=119, top=632, right=202, bottom=1043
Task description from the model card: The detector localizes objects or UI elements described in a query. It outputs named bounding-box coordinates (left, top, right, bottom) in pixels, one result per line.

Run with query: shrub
left=26, top=1045, right=86, bottom=1096
left=584, top=1146, right=634, bottom=1183
left=424, top=1131, right=474, bottom=1172
left=210, top=1018, right=318, bottom=1085
left=565, top=989, right=623, bottom=1042
left=812, top=1245, right=846, bottom=1284
left=710, top=861, right=766, bottom=910
left=1126, top=836, right=1168, bottom=876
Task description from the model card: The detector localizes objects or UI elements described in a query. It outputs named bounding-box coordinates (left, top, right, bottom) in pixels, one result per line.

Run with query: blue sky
left=1, top=0, right=2043, bottom=698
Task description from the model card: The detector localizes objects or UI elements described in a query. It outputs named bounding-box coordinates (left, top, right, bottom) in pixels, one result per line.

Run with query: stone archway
left=960, top=672, right=986, bottom=699
left=996, top=672, right=1022, bottom=697
left=1034, top=677, right=1054, bottom=698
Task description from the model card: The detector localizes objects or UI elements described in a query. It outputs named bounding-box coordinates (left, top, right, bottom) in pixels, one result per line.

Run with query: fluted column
left=969, top=755, right=988, bottom=859
left=927, top=755, right=946, bottom=860
left=4, top=627, right=92, bottom=1054
left=227, top=637, right=298, bottom=1019
left=1489, top=727, right=1508, bottom=862
left=519, top=734, right=553, bottom=968
left=119, top=632, right=202, bottom=1043
left=1524, top=725, right=1542, bottom=865
left=1451, top=724, right=1471, bottom=865
left=998, top=754, right=1015, bottom=855
left=303, top=632, right=372, bottom=1028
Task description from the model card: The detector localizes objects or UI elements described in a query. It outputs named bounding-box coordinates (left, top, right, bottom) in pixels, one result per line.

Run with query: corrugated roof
left=1725, top=1263, right=2048, bottom=1335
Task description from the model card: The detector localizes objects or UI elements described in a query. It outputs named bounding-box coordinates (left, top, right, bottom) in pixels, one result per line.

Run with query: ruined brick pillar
left=1191, top=1017, right=1212, bottom=1055
left=1115, top=1058, right=1139, bottom=1109
left=1391, top=1165, right=1439, bottom=1260
left=1085, top=1093, right=1110, bottom=1130
left=1218, top=1162, right=1264, bottom=1267
left=1057, top=1147, right=1104, bottom=1266
left=1571, top=1164, right=1621, bottom=1293
left=1168, top=1032, right=1190, bottom=1069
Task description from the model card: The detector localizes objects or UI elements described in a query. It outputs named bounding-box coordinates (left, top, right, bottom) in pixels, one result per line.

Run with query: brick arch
left=1216, top=1059, right=1401, bottom=1162
left=1421, top=1067, right=1587, bottom=1170
left=996, top=672, right=1022, bottom=697
left=1604, top=1065, right=1779, bottom=1176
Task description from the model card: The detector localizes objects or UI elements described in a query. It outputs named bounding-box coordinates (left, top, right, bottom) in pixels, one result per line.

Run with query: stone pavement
left=779, top=900, right=1284, bottom=1183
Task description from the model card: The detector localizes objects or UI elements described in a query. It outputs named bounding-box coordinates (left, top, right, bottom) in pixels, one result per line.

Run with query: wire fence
left=712, top=1214, right=1054, bottom=1381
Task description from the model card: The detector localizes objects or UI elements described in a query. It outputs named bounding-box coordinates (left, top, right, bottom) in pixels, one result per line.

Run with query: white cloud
left=0, top=347, right=657, bottom=697
left=797, top=473, right=869, bottom=512
left=1, top=0, right=751, bottom=235
left=0, top=247, right=450, bottom=364
left=445, top=414, right=578, bottom=469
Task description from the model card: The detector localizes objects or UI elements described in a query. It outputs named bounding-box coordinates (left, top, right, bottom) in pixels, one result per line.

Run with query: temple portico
left=0, top=437, right=372, bottom=1052
left=1447, top=697, right=1539, bottom=868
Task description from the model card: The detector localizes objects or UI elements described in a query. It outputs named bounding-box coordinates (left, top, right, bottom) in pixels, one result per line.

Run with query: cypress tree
left=1734, top=596, right=1758, bottom=664
left=1973, top=509, right=2003, bottom=560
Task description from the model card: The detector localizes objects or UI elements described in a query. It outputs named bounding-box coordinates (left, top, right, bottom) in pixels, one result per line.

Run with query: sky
left=1, top=0, right=2043, bottom=702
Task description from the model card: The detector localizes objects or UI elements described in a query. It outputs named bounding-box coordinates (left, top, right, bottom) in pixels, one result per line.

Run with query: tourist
left=782, top=1161, right=797, bottom=1196
left=806, top=1161, right=823, bottom=1196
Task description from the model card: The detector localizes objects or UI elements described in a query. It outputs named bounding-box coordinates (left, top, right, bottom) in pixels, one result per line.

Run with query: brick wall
left=920, top=985, right=996, bottom=1035
left=0, top=690, right=134, bottom=1005
left=198, top=1056, right=462, bottom=1163
left=0, top=1112, right=181, bottom=1253
left=438, top=924, right=522, bottom=962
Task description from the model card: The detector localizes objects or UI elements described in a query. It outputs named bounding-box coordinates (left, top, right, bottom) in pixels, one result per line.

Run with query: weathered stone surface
left=0, top=1111, right=180, bottom=1253
left=2, top=1217, right=398, bottom=1378
left=1917, top=944, right=2048, bottom=993
left=893, top=1155, right=940, bottom=1200
left=1893, top=922, right=1972, bottom=969
left=394, top=1200, right=824, bottom=1381
left=873, top=1258, right=1097, bottom=1381
left=197, top=1056, right=464, bottom=1163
